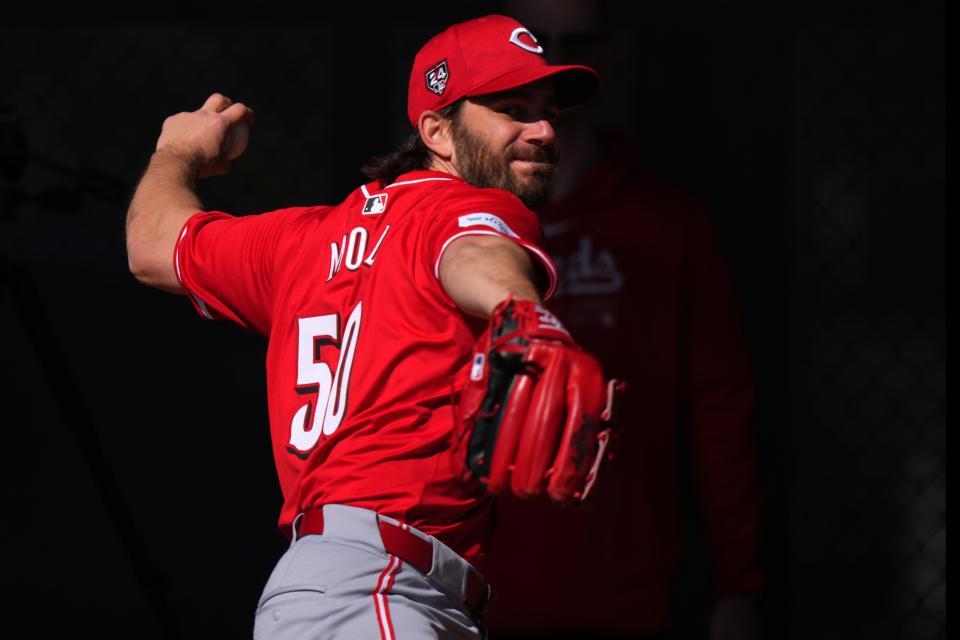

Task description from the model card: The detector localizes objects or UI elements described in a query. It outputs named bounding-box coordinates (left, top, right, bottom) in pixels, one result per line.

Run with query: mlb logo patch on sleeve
left=362, top=194, right=388, bottom=215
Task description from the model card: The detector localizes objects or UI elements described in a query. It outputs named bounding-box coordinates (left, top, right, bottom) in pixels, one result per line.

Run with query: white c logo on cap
left=509, top=27, right=544, bottom=54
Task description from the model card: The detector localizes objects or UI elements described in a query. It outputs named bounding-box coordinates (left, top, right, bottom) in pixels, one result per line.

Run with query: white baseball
left=223, top=121, right=250, bottom=160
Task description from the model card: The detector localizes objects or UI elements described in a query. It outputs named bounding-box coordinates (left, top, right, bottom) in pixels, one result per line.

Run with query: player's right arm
left=126, top=93, right=253, bottom=292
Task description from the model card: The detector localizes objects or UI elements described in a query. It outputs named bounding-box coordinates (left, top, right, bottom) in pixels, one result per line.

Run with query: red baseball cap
left=407, top=14, right=600, bottom=127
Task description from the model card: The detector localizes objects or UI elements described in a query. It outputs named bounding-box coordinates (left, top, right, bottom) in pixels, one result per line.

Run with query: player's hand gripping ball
left=451, top=296, right=624, bottom=506
left=221, top=120, right=250, bottom=160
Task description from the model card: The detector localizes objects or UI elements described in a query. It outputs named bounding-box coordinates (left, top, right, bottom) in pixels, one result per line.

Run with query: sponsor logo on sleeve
left=457, top=213, right=520, bottom=237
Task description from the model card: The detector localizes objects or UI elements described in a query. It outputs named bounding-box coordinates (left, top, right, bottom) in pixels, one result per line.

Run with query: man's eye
left=498, top=106, right=521, bottom=116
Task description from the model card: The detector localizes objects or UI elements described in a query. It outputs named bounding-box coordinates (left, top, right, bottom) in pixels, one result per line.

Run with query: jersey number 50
left=288, top=302, right=362, bottom=454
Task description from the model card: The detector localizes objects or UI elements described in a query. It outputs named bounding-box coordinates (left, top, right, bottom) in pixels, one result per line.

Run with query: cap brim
left=466, top=64, right=600, bottom=109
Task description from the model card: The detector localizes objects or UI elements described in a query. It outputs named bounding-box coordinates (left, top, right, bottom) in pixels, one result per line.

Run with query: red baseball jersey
left=174, top=170, right=557, bottom=570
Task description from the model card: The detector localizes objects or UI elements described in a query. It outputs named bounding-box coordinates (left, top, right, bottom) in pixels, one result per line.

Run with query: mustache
left=510, top=146, right=557, bottom=164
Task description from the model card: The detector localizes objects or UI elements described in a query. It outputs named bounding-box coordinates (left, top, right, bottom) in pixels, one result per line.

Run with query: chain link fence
left=791, top=23, right=945, bottom=640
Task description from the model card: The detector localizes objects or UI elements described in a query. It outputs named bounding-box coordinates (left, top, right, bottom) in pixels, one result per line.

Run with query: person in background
left=485, top=2, right=765, bottom=638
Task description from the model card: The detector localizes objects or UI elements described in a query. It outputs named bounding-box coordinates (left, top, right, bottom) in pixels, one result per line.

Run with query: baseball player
left=126, top=15, right=614, bottom=640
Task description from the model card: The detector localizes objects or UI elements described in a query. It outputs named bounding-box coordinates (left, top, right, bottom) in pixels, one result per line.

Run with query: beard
left=451, top=119, right=557, bottom=209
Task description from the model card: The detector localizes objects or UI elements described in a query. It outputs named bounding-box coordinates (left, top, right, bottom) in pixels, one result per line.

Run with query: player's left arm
left=441, top=232, right=622, bottom=506
left=438, top=234, right=541, bottom=318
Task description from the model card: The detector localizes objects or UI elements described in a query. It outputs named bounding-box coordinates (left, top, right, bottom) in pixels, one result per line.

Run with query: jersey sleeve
left=174, top=208, right=299, bottom=335
left=424, top=188, right=559, bottom=299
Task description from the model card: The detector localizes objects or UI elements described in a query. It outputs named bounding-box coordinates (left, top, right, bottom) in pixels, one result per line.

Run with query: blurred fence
left=791, top=24, right=945, bottom=640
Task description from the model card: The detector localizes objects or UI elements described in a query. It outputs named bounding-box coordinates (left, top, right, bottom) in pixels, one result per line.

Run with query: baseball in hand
left=222, top=121, right=250, bottom=160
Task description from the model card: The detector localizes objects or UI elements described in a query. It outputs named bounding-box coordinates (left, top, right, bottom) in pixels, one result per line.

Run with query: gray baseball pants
left=253, top=504, right=487, bottom=639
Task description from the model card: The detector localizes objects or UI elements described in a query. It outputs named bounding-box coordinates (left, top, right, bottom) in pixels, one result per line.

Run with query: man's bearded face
left=450, top=117, right=557, bottom=209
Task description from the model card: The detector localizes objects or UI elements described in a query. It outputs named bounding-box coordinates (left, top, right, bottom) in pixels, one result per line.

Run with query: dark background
left=0, top=1, right=944, bottom=638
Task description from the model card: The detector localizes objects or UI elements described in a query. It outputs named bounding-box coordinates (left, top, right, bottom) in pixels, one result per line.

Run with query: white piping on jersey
left=433, top=230, right=559, bottom=300
left=360, top=184, right=371, bottom=198
left=514, top=241, right=559, bottom=300
left=384, top=177, right=453, bottom=189
left=174, top=224, right=214, bottom=319
left=174, top=226, right=188, bottom=283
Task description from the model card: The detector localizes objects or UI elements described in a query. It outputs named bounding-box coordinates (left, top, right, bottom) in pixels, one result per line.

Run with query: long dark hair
left=360, top=101, right=463, bottom=186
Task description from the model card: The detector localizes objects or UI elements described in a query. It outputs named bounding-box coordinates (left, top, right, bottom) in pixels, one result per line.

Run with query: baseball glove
left=451, top=296, right=623, bottom=506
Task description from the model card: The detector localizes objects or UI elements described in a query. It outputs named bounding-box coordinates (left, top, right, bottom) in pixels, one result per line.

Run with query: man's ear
left=418, top=110, right=455, bottom=161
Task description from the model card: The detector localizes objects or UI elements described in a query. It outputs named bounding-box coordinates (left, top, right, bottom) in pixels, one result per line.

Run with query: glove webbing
left=465, top=302, right=546, bottom=480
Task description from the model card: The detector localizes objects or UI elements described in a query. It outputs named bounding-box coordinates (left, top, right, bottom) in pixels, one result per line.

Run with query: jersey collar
left=388, top=170, right=464, bottom=188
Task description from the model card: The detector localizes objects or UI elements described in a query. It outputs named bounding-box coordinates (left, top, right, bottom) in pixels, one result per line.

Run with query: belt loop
left=291, top=512, right=305, bottom=543
left=464, top=567, right=491, bottom=616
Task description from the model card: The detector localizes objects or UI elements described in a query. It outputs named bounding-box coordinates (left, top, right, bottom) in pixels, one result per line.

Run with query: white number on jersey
left=289, top=302, right=363, bottom=453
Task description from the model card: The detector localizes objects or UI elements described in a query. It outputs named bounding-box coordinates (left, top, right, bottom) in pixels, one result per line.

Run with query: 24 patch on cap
left=425, top=60, right=449, bottom=96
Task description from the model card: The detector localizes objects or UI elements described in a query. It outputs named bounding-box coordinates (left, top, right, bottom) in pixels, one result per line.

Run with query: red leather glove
left=451, top=296, right=623, bottom=506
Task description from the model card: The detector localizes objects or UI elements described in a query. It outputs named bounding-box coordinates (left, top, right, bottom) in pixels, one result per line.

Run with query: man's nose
left=523, top=117, right=556, bottom=146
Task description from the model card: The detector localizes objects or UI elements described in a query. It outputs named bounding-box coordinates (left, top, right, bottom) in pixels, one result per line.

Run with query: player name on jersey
left=327, top=225, right=392, bottom=283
